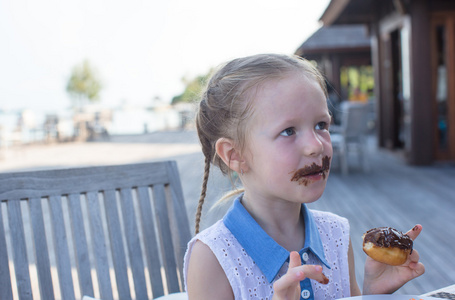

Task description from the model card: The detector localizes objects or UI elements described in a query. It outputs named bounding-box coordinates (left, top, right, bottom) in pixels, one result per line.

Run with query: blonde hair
left=194, top=53, right=327, bottom=233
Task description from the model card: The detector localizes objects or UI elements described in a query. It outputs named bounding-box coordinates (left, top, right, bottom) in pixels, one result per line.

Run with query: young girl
left=184, top=54, right=424, bottom=299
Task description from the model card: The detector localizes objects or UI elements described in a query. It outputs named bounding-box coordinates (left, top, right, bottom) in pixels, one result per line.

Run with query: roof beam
left=319, top=0, right=352, bottom=26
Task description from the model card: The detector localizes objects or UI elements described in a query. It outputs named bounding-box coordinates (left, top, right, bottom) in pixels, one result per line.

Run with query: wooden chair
left=0, top=161, right=192, bottom=300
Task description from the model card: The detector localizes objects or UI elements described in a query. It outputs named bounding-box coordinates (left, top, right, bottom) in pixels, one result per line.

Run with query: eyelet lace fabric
left=184, top=210, right=351, bottom=299
left=309, top=210, right=351, bottom=299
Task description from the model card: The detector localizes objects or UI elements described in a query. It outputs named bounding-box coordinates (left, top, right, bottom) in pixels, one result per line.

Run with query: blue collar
left=223, top=196, right=330, bottom=283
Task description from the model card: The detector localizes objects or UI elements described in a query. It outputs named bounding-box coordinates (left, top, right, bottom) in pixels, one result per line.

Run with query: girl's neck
left=241, top=193, right=305, bottom=252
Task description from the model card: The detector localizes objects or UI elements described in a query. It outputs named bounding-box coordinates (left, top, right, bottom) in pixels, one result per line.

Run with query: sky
left=0, top=0, right=330, bottom=114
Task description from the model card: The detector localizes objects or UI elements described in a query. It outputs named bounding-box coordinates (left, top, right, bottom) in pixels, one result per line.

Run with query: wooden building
left=320, top=0, right=455, bottom=165
left=295, top=25, right=372, bottom=103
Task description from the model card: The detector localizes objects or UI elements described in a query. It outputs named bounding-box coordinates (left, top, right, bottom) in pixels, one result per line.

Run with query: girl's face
left=242, top=72, right=332, bottom=205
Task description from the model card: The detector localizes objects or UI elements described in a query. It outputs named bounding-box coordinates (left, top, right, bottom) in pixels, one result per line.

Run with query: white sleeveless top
left=184, top=203, right=351, bottom=300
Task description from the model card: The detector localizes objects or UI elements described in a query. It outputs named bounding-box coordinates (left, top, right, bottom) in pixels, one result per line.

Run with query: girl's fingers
left=405, top=224, right=425, bottom=275
left=407, top=249, right=425, bottom=275
left=405, top=224, right=422, bottom=241
left=288, top=251, right=302, bottom=269
left=288, top=252, right=329, bottom=284
left=292, top=265, right=328, bottom=284
left=273, top=266, right=305, bottom=292
left=409, top=248, right=420, bottom=263
left=273, top=251, right=305, bottom=294
left=274, top=264, right=329, bottom=292
left=273, top=251, right=330, bottom=299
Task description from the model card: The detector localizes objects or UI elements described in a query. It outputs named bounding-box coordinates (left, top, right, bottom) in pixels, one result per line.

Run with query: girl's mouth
left=290, top=156, right=331, bottom=186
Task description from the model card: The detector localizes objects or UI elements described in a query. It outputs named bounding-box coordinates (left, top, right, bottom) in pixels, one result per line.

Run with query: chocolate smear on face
left=290, top=156, right=331, bottom=186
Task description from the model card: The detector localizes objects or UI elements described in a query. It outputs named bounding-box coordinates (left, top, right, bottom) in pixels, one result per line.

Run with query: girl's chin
left=294, top=184, right=327, bottom=204
left=292, top=189, right=324, bottom=204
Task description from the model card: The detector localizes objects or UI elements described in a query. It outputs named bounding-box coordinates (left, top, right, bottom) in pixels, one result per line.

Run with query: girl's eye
left=316, top=122, right=329, bottom=131
left=280, top=127, right=295, bottom=137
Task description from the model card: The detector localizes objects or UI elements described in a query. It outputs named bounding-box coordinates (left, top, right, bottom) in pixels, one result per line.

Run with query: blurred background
left=0, top=0, right=329, bottom=142
left=1, top=0, right=455, bottom=297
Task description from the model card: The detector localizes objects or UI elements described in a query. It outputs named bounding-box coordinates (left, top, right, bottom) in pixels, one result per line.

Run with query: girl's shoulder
left=190, top=220, right=229, bottom=243
left=309, top=209, right=350, bottom=231
left=184, top=222, right=235, bottom=298
left=185, top=220, right=233, bottom=262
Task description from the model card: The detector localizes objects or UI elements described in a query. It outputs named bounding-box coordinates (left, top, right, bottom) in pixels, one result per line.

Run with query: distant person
left=184, top=54, right=424, bottom=299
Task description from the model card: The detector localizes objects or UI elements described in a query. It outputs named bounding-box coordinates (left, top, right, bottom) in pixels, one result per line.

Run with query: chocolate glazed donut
left=362, top=227, right=413, bottom=266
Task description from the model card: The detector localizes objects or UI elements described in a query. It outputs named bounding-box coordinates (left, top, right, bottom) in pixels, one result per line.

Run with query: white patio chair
left=330, top=101, right=370, bottom=175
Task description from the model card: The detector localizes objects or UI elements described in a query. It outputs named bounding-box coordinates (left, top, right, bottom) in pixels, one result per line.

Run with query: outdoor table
left=82, top=286, right=455, bottom=299
left=83, top=292, right=188, bottom=300
left=154, top=292, right=188, bottom=299
left=420, top=284, right=455, bottom=299
left=339, top=296, right=440, bottom=300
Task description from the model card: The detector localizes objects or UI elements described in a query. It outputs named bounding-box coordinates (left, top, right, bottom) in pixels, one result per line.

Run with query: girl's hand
left=272, top=251, right=328, bottom=300
left=363, top=224, right=426, bottom=295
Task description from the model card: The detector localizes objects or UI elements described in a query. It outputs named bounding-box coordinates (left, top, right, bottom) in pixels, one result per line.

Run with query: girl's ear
left=215, top=138, right=245, bottom=173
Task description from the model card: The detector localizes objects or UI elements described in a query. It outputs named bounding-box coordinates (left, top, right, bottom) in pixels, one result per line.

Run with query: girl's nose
left=301, top=131, right=324, bottom=157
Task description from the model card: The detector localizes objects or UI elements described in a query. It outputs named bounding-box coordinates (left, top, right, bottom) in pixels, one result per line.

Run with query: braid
left=195, top=156, right=211, bottom=234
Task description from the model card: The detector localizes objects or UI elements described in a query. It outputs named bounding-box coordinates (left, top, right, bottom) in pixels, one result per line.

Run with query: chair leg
left=359, top=137, right=369, bottom=173
left=339, top=144, right=349, bottom=176
left=362, top=148, right=369, bottom=173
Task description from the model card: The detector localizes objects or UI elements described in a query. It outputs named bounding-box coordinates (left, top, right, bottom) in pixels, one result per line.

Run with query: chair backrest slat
left=137, top=186, right=165, bottom=297
left=67, top=193, right=94, bottom=297
left=49, top=195, right=76, bottom=300
left=166, top=162, right=192, bottom=287
left=103, top=189, right=131, bottom=300
left=8, top=200, right=33, bottom=299
left=29, top=197, right=55, bottom=300
left=86, top=191, right=114, bottom=300
left=0, top=161, right=191, bottom=299
left=0, top=204, right=13, bottom=300
left=153, top=184, right=180, bottom=293
left=119, top=188, right=148, bottom=300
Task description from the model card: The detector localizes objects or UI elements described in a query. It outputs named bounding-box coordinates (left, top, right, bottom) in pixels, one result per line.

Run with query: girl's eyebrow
left=275, top=111, right=330, bottom=125
left=310, top=110, right=331, bottom=120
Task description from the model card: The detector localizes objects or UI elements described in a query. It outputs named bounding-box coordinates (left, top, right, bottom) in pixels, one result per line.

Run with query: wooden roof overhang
left=295, top=25, right=371, bottom=57
left=319, top=0, right=380, bottom=26
left=321, top=0, right=455, bottom=26
left=299, top=46, right=371, bottom=55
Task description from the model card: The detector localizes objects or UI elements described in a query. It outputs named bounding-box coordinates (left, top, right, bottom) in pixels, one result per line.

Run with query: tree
left=66, top=60, right=102, bottom=110
left=171, top=71, right=211, bottom=105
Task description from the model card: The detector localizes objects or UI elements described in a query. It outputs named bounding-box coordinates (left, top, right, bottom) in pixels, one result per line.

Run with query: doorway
left=381, top=27, right=406, bottom=150
left=431, top=13, right=455, bottom=160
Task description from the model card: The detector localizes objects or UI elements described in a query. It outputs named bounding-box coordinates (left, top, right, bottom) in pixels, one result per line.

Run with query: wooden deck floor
left=173, top=132, right=455, bottom=295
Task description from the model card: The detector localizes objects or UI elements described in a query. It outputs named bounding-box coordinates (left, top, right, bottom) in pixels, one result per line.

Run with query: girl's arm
left=186, top=240, right=234, bottom=300
left=362, top=225, right=425, bottom=294
left=348, top=239, right=362, bottom=296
